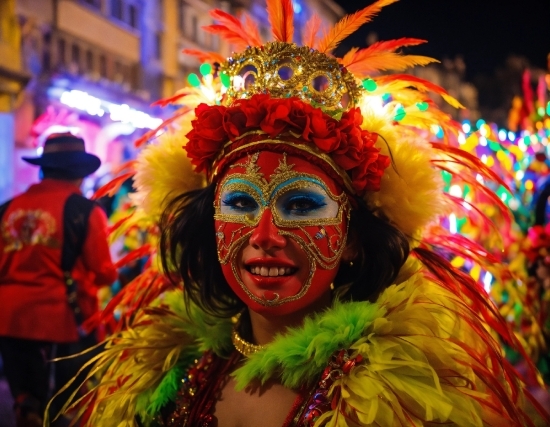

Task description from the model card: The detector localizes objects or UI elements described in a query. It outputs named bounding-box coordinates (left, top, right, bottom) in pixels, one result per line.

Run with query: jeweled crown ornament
left=221, top=42, right=364, bottom=111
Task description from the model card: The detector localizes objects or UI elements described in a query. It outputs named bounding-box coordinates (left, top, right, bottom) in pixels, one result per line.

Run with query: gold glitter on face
left=214, top=151, right=350, bottom=313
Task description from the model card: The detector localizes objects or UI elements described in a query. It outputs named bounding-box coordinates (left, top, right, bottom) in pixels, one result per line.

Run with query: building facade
left=1, top=0, right=342, bottom=201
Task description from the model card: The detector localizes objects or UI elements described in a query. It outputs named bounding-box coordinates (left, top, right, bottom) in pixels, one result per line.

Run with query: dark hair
left=160, top=184, right=409, bottom=317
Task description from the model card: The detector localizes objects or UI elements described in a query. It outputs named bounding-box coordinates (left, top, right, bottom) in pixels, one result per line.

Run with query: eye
left=284, top=195, right=327, bottom=216
left=222, top=191, right=259, bottom=213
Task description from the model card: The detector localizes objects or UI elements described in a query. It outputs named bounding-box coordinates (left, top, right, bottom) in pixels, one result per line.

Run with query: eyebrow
left=269, top=177, right=329, bottom=201
left=222, top=178, right=266, bottom=205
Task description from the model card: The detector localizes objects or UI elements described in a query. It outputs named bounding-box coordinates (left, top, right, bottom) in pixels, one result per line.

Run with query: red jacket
left=0, top=179, right=118, bottom=343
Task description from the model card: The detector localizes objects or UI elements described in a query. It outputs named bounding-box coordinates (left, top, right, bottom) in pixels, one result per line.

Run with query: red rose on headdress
left=260, top=99, right=292, bottom=138
left=236, top=94, right=269, bottom=127
left=223, top=106, right=248, bottom=140
left=185, top=103, right=227, bottom=172
left=284, top=100, right=314, bottom=140
left=350, top=150, right=390, bottom=193
left=331, top=108, right=367, bottom=170
left=310, top=111, right=341, bottom=152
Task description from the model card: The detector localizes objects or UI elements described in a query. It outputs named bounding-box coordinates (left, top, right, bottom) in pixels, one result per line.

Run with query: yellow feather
left=131, top=124, right=206, bottom=221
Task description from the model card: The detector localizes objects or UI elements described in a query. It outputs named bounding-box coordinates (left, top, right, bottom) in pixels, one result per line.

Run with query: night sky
left=332, top=0, right=550, bottom=81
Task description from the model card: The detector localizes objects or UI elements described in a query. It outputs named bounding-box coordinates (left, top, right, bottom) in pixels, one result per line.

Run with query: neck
left=247, top=290, right=332, bottom=346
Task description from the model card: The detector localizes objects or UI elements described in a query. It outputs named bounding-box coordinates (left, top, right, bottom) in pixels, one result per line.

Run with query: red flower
left=236, top=94, right=269, bottom=127
left=223, top=106, right=248, bottom=140
left=185, top=103, right=227, bottom=172
left=192, top=103, right=226, bottom=142
left=284, top=100, right=314, bottom=140
left=260, top=99, right=292, bottom=138
left=350, top=151, right=390, bottom=193
left=183, top=94, right=390, bottom=195
left=310, top=110, right=341, bottom=152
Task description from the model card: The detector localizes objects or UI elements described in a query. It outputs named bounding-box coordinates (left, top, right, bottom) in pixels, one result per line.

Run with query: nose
left=249, top=209, right=286, bottom=251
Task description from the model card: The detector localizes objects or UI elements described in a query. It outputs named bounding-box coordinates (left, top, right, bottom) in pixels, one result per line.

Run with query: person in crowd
left=53, top=1, right=550, bottom=426
left=0, top=132, right=118, bottom=427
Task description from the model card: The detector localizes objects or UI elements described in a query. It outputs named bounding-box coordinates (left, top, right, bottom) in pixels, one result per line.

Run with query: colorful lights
left=394, top=104, right=406, bottom=121
left=187, top=73, right=201, bottom=87
left=362, top=78, right=377, bottom=92
left=56, top=89, right=162, bottom=130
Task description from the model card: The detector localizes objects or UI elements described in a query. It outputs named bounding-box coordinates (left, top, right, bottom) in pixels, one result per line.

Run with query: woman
left=55, top=1, right=549, bottom=426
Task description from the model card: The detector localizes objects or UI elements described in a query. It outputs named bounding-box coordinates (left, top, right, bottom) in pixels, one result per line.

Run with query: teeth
left=249, top=266, right=294, bottom=276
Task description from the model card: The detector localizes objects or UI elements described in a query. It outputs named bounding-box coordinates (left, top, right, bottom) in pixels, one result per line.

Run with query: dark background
left=332, top=0, right=550, bottom=81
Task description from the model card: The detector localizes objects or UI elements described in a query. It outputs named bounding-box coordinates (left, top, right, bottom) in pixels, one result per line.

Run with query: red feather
left=181, top=48, right=226, bottom=65
left=205, top=9, right=262, bottom=49
left=302, top=14, right=321, bottom=48
left=115, top=244, right=151, bottom=269
left=318, top=0, right=398, bottom=53
left=92, top=172, right=134, bottom=200
left=151, top=92, right=191, bottom=108
left=133, top=106, right=192, bottom=148
left=108, top=212, right=134, bottom=235
left=241, top=12, right=263, bottom=46
left=203, top=25, right=250, bottom=50
left=266, top=0, right=294, bottom=42
left=112, top=159, right=137, bottom=176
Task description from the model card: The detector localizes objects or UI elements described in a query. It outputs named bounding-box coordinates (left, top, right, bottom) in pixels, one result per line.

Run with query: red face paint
left=214, top=151, right=350, bottom=316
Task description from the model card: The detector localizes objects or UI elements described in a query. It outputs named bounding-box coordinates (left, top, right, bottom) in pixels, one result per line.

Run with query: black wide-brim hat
left=22, top=134, right=101, bottom=179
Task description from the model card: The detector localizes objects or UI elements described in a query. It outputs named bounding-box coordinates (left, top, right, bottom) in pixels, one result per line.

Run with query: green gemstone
left=302, top=86, right=308, bottom=92
left=220, top=72, right=231, bottom=88
left=187, top=73, right=201, bottom=87
left=199, top=63, right=212, bottom=76
left=394, top=107, right=406, bottom=121
left=416, top=101, right=429, bottom=111
left=362, top=78, right=377, bottom=91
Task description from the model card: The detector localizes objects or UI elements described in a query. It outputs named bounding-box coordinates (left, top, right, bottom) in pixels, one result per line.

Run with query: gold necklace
left=231, top=327, right=266, bottom=357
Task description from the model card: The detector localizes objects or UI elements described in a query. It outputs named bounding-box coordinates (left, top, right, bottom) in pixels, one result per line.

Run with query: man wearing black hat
left=0, top=133, right=118, bottom=427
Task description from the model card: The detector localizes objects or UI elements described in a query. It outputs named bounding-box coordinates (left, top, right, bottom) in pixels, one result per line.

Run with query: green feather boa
left=142, top=295, right=384, bottom=416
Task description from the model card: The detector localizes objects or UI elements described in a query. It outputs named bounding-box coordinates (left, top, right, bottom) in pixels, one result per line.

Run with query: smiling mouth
left=246, top=265, right=297, bottom=277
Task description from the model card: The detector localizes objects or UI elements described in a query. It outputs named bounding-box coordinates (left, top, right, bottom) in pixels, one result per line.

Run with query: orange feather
left=340, top=37, right=427, bottom=68
left=345, top=52, right=436, bottom=77
left=302, top=14, right=321, bottom=48
left=207, top=9, right=262, bottom=48
left=317, top=0, right=398, bottom=53
left=181, top=48, right=226, bottom=65
left=241, top=12, right=263, bottom=46
left=266, top=0, right=294, bottom=42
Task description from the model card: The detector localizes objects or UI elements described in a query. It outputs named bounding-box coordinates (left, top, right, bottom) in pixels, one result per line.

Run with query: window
left=83, top=0, right=101, bottom=8
left=111, top=0, right=123, bottom=20
left=57, top=38, right=66, bottom=66
left=86, top=50, right=94, bottom=71
left=99, top=54, right=107, bottom=78
left=155, top=32, right=162, bottom=59
left=71, top=44, right=80, bottom=65
left=129, top=4, right=138, bottom=28
left=178, top=0, right=186, bottom=31
left=191, top=15, right=198, bottom=42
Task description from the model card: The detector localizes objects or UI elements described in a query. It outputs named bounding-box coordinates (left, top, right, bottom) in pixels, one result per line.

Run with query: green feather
left=233, top=300, right=384, bottom=390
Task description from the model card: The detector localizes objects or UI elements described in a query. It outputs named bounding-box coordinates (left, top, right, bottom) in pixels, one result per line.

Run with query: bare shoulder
left=213, top=376, right=299, bottom=427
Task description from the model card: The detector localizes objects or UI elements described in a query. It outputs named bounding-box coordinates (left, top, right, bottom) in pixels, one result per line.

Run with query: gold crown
left=220, top=42, right=365, bottom=111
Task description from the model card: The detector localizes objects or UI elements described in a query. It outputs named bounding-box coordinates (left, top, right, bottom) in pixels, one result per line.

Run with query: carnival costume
left=55, top=0, right=550, bottom=426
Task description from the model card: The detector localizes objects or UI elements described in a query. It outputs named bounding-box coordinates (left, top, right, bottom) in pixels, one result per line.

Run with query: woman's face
left=214, top=150, right=350, bottom=316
